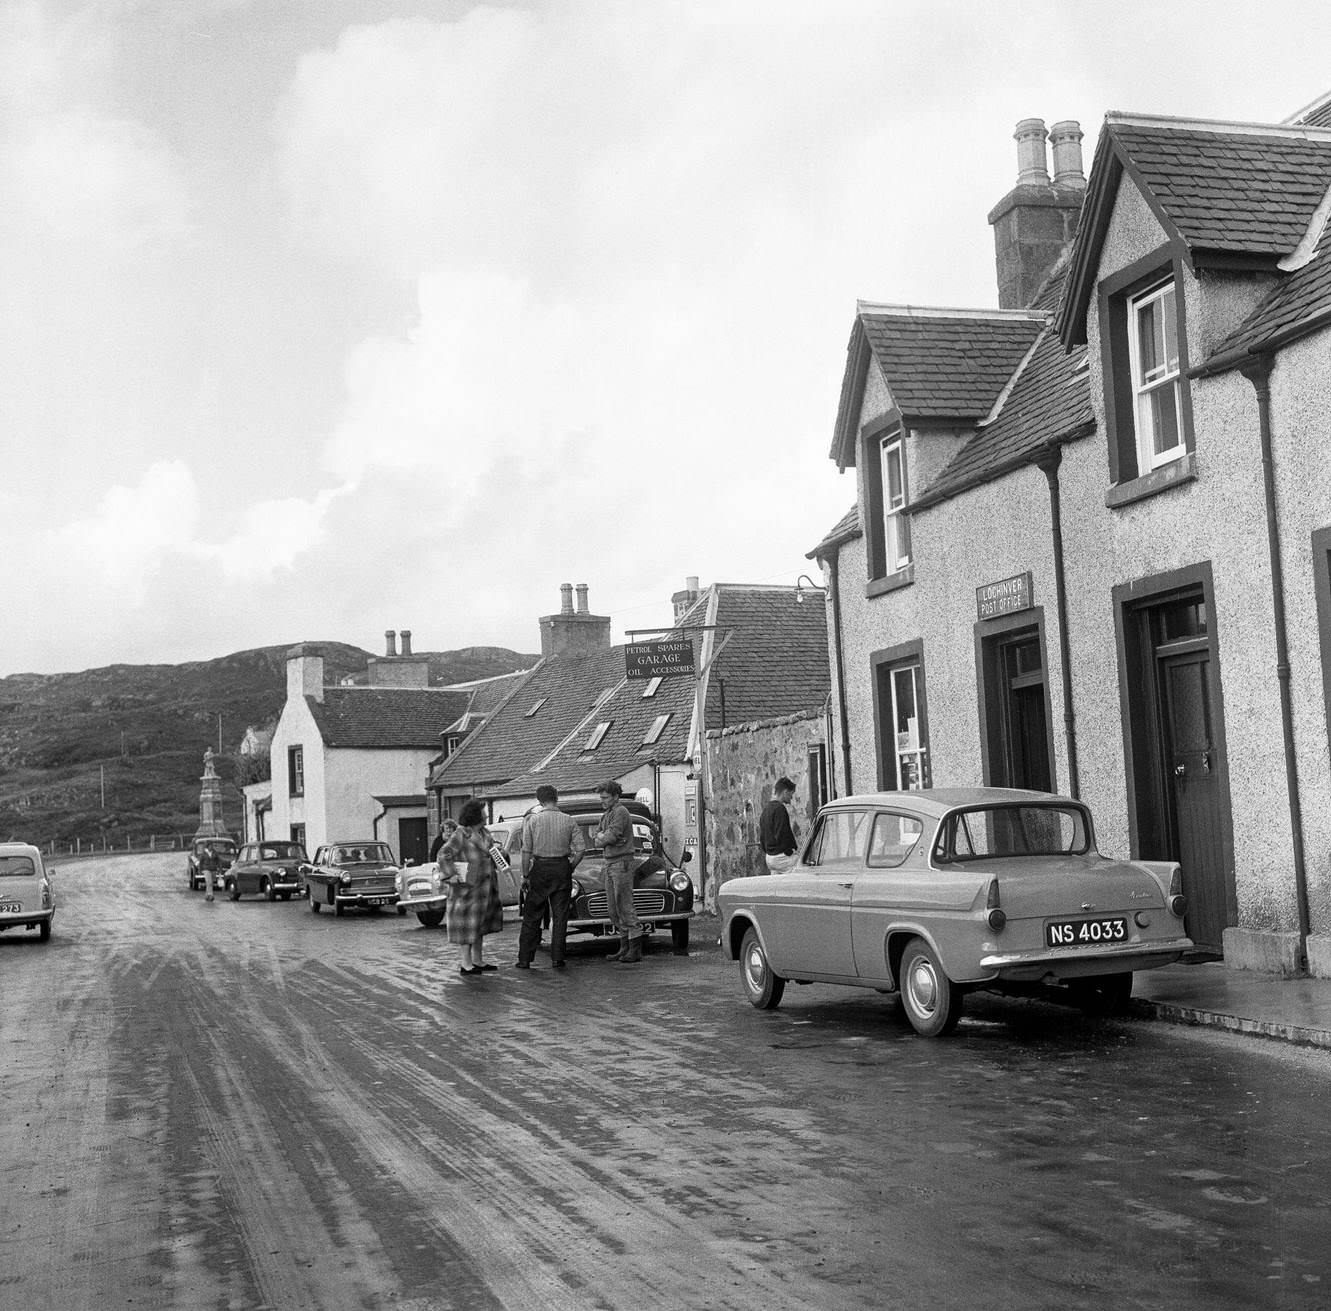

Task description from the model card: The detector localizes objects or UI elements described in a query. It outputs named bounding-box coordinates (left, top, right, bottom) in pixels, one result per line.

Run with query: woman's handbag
left=445, top=859, right=471, bottom=886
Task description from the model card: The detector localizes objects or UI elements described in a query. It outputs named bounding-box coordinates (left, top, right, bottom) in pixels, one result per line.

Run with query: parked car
left=302, top=841, right=400, bottom=916
left=224, top=840, right=308, bottom=902
left=186, top=836, right=238, bottom=891
left=719, top=788, right=1193, bottom=1037
left=0, top=842, right=56, bottom=943
left=396, top=825, right=521, bottom=929
left=553, top=796, right=694, bottom=953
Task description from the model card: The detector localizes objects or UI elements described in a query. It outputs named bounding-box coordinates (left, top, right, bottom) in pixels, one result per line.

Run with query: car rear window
left=938, top=805, right=1091, bottom=861
left=0, top=856, right=36, bottom=877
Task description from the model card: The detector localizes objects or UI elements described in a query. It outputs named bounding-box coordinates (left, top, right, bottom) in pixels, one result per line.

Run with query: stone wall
left=704, top=708, right=827, bottom=909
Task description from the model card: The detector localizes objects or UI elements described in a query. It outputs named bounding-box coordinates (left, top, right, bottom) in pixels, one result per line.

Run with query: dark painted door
left=398, top=817, right=429, bottom=867
left=1159, top=650, right=1227, bottom=953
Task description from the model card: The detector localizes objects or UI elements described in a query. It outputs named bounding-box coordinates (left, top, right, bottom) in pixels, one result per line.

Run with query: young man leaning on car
left=759, top=777, right=800, bottom=874
left=594, top=781, right=645, bottom=964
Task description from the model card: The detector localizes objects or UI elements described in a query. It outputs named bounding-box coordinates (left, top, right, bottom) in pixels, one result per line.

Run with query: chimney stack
left=400, top=629, right=413, bottom=656
left=671, top=575, right=703, bottom=621
left=540, top=583, right=612, bottom=658
left=384, top=629, right=398, bottom=657
left=987, top=116, right=1086, bottom=309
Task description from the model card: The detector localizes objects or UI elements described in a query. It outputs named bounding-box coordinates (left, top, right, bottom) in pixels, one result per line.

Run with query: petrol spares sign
left=625, top=639, right=695, bottom=680
left=976, top=572, right=1033, bottom=620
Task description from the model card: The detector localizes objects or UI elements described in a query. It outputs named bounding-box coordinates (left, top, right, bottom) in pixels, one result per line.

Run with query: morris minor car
left=303, top=841, right=401, bottom=916
left=224, top=840, right=308, bottom=902
left=719, top=788, right=1192, bottom=1036
left=0, top=842, right=56, bottom=943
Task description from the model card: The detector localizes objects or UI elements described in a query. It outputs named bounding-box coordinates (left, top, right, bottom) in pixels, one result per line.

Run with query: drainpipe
left=1034, top=441, right=1080, bottom=798
left=824, top=552, right=854, bottom=796
left=1241, top=355, right=1311, bottom=961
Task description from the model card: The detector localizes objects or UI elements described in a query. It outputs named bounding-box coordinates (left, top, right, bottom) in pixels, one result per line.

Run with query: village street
left=3, top=855, right=1331, bottom=1311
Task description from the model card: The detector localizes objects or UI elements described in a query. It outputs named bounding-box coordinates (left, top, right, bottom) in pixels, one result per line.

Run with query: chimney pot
left=575, top=583, right=589, bottom=615
left=686, top=575, right=699, bottom=592
left=1013, top=117, right=1050, bottom=186
left=1049, top=120, right=1085, bottom=187
left=384, top=629, right=397, bottom=657
left=560, top=583, right=574, bottom=615
left=400, top=629, right=413, bottom=656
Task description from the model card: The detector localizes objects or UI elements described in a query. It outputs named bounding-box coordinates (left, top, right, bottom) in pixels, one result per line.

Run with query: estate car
left=719, top=788, right=1192, bottom=1036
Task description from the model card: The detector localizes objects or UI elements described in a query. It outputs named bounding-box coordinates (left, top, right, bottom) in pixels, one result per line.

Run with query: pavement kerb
left=1129, top=999, right=1331, bottom=1051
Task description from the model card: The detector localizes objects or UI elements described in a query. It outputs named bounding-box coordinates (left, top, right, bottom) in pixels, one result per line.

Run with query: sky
left=3, top=0, right=1329, bottom=676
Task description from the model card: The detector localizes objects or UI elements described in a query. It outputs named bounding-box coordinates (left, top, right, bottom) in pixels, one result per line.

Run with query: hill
left=0, top=642, right=536, bottom=850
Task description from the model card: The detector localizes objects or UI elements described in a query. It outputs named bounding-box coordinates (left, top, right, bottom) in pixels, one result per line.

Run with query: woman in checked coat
left=439, top=799, right=504, bottom=976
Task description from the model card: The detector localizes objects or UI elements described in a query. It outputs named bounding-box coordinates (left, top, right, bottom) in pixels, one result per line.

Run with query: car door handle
left=837, top=881, right=854, bottom=888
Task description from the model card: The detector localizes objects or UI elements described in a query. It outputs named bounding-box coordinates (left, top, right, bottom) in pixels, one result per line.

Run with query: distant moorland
left=0, top=643, right=536, bottom=850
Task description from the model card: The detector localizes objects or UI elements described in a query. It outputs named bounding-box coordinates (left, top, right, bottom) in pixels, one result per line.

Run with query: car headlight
left=570, top=880, right=583, bottom=899
left=669, top=872, right=691, bottom=893
left=430, top=871, right=442, bottom=893
left=339, top=873, right=352, bottom=886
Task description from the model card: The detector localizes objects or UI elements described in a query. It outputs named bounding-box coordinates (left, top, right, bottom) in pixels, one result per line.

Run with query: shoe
left=459, top=965, right=482, bottom=976
left=513, top=960, right=531, bottom=969
left=552, top=959, right=566, bottom=969
left=478, top=963, right=498, bottom=972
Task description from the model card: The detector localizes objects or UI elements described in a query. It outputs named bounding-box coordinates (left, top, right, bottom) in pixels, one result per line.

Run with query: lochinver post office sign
left=976, top=572, right=1033, bottom=620
left=625, top=639, right=695, bottom=680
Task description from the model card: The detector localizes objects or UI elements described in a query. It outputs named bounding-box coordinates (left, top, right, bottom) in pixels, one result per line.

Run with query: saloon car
left=718, top=788, right=1192, bottom=1036
left=186, top=836, right=237, bottom=891
left=303, top=841, right=400, bottom=916
left=0, top=842, right=56, bottom=943
left=223, top=840, right=307, bottom=902
left=557, top=797, right=694, bottom=953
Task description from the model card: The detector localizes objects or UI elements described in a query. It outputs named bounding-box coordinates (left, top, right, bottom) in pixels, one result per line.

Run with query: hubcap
left=908, top=958, right=938, bottom=1014
left=743, top=945, right=765, bottom=993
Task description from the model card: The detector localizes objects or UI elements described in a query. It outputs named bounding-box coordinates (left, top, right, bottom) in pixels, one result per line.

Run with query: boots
left=607, top=934, right=630, bottom=962
left=615, top=934, right=643, bottom=964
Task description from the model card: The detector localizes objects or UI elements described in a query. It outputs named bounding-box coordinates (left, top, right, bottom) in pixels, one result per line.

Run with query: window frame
left=1126, top=277, right=1185, bottom=473
left=860, top=412, right=914, bottom=589
left=871, top=640, right=930, bottom=792
left=866, top=811, right=925, bottom=868
left=1098, top=247, right=1196, bottom=498
left=287, top=745, right=304, bottom=797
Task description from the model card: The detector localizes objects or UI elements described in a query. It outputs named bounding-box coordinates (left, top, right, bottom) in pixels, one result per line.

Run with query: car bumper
left=398, top=891, right=447, bottom=912
left=0, top=910, right=54, bottom=930
left=332, top=889, right=399, bottom=907
left=980, top=936, right=1193, bottom=979
left=567, top=910, right=693, bottom=934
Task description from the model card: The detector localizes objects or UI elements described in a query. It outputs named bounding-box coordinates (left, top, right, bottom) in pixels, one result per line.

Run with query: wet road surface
left=3, top=854, right=1330, bottom=1310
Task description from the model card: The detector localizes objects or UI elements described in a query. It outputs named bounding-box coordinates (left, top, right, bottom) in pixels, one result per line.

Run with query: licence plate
left=1046, top=916, right=1128, bottom=947
left=364, top=897, right=385, bottom=906
left=0, top=902, right=20, bottom=914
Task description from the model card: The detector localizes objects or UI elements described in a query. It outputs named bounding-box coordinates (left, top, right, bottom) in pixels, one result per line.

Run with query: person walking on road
left=439, top=800, right=503, bottom=976
left=759, top=776, right=801, bottom=874
left=595, top=781, right=643, bottom=964
left=515, top=785, right=585, bottom=970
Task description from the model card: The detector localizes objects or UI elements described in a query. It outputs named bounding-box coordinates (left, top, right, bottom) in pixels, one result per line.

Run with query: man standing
left=759, top=776, right=801, bottom=874
left=594, top=781, right=643, bottom=964
left=515, top=785, right=585, bottom=970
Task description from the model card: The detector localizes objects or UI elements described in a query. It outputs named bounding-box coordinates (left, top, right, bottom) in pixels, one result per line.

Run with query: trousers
left=605, top=856, right=642, bottom=936
left=519, top=856, right=572, bottom=964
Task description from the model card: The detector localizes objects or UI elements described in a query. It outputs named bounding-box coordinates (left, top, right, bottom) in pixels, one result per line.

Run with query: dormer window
left=584, top=721, right=611, bottom=751
left=1128, top=279, right=1184, bottom=471
left=879, top=433, right=911, bottom=572
left=861, top=414, right=913, bottom=592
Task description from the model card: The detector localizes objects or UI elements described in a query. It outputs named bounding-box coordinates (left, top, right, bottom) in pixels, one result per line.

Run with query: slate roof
left=703, top=585, right=829, bottom=728
left=1060, top=113, right=1331, bottom=345
left=911, top=270, right=1095, bottom=511
left=1200, top=222, right=1331, bottom=370
left=807, top=505, right=861, bottom=562
left=830, top=308, right=1043, bottom=465
left=307, top=687, right=473, bottom=749
left=1289, top=90, right=1331, bottom=130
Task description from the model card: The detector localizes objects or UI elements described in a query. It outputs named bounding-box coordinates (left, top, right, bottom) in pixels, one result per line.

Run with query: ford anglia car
left=718, top=788, right=1192, bottom=1036
left=302, top=841, right=400, bottom=916
left=224, top=840, right=307, bottom=902
left=0, top=842, right=56, bottom=943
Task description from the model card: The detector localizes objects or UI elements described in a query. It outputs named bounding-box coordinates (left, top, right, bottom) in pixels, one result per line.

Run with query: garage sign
left=625, top=638, right=695, bottom=680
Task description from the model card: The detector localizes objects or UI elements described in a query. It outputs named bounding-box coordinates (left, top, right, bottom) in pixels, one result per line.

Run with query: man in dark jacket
left=759, top=777, right=800, bottom=874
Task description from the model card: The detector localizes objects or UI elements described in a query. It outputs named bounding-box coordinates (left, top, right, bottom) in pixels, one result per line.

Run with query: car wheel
left=310, top=897, right=320, bottom=914
left=739, top=927, right=785, bottom=1010
left=263, top=879, right=276, bottom=902
left=1072, top=971, right=1133, bottom=1016
left=671, top=920, right=690, bottom=954
left=279, top=892, right=291, bottom=901
left=396, top=904, right=406, bottom=916
left=332, top=893, right=343, bottom=917
left=899, top=938, right=962, bottom=1037
left=227, top=879, right=240, bottom=902
left=417, top=909, right=445, bottom=929
left=39, top=919, right=51, bottom=942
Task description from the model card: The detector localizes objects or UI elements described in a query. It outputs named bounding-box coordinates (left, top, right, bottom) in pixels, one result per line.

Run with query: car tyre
left=671, top=920, right=690, bottom=954
left=739, top=927, right=785, bottom=1010
left=899, top=938, right=962, bottom=1037
left=310, top=897, right=320, bottom=914
left=416, top=909, right=445, bottom=929
left=263, top=879, right=276, bottom=902
left=1072, top=971, right=1133, bottom=1016
left=332, top=893, right=343, bottom=917
left=279, top=892, right=291, bottom=902
left=227, top=879, right=240, bottom=902
left=39, top=919, right=51, bottom=942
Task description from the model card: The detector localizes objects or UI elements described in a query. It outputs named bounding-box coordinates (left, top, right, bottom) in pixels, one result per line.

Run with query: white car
left=0, top=842, right=56, bottom=943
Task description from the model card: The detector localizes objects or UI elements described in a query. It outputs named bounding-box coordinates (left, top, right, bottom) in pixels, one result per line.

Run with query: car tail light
left=985, top=878, right=1006, bottom=931
left=1167, top=867, right=1187, bottom=919
left=41, top=881, right=52, bottom=909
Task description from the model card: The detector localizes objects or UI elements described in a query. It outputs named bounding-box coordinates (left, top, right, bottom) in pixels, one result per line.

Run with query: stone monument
left=193, top=747, right=231, bottom=840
